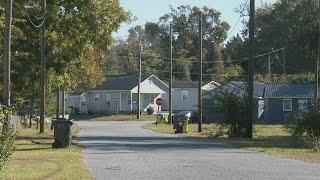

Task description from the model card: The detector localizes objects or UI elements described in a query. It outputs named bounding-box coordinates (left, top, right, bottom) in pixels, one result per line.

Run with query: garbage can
left=173, top=115, right=189, bottom=134
left=52, top=119, right=73, bottom=148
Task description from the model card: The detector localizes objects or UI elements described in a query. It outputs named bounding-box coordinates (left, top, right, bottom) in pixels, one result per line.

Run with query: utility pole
left=2, top=0, right=13, bottom=137
left=169, top=23, right=173, bottom=124
left=3, top=0, right=13, bottom=107
left=198, top=11, right=203, bottom=133
left=246, top=0, right=255, bottom=139
left=315, top=16, right=320, bottom=110
left=62, top=88, right=65, bottom=119
left=137, top=44, right=142, bottom=120
left=40, top=0, right=47, bottom=133
left=268, top=54, right=271, bottom=79
left=56, top=86, right=60, bottom=120
left=283, top=48, right=286, bottom=76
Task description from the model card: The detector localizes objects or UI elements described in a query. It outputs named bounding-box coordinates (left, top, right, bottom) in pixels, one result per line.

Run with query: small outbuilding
left=264, top=83, right=316, bottom=124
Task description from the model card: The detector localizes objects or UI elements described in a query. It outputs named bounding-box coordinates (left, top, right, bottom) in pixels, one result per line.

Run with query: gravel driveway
left=77, top=121, right=320, bottom=180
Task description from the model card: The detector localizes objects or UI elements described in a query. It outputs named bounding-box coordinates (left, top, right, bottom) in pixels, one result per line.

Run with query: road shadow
left=77, top=135, right=238, bottom=152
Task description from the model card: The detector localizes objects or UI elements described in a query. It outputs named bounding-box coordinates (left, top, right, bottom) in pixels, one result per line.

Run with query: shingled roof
left=230, top=81, right=265, bottom=97
left=93, top=75, right=147, bottom=90
left=265, top=83, right=315, bottom=98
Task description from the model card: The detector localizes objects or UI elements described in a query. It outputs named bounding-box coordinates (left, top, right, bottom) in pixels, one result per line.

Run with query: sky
left=115, top=0, right=277, bottom=41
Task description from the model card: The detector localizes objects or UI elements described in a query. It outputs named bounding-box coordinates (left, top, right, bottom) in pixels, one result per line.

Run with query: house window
left=106, top=93, right=111, bottom=101
left=94, top=93, right=99, bottom=101
left=182, top=90, right=188, bottom=100
left=298, top=99, right=308, bottom=113
left=283, top=99, right=292, bottom=112
left=150, top=95, right=155, bottom=104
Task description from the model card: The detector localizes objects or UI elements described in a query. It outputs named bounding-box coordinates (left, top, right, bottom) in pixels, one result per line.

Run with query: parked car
left=173, top=111, right=200, bottom=124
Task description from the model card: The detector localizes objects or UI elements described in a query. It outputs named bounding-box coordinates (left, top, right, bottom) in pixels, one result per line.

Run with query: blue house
left=203, top=81, right=265, bottom=122
left=264, top=83, right=316, bottom=124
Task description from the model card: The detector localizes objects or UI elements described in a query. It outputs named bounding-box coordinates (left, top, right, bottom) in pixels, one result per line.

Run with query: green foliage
left=0, top=106, right=16, bottom=169
left=291, top=105, right=320, bottom=151
left=107, top=5, right=230, bottom=81
left=214, top=90, right=248, bottom=137
left=0, top=1, right=130, bottom=114
left=146, top=107, right=154, bottom=115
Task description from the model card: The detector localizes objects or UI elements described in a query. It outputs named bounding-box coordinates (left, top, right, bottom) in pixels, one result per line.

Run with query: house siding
left=163, top=88, right=198, bottom=111
left=263, top=98, right=316, bottom=124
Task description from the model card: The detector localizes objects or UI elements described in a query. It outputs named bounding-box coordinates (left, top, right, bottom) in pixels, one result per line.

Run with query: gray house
left=85, top=74, right=168, bottom=114
left=203, top=81, right=265, bottom=122
left=162, top=81, right=220, bottom=111
left=264, top=83, right=316, bottom=124
left=64, top=92, right=87, bottom=114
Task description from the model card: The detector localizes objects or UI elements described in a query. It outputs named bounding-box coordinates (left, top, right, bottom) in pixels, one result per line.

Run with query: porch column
left=130, top=93, right=133, bottom=112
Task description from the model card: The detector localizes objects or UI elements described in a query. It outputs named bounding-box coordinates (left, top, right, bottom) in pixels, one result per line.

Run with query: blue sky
left=115, top=0, right=277, bottom=41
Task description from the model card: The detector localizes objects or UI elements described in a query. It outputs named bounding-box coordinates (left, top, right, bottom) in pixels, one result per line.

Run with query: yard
left=144, top=123, right=320, bottom=163
left=0, top=124, right=92, bottom=179
left=74, top=114, right=156, bottom=122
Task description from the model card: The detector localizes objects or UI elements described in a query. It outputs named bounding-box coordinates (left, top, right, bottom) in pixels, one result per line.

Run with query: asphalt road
left=77, top=121, right=320, bottom=180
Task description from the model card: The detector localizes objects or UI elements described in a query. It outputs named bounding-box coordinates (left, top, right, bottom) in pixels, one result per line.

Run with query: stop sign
left=156, top=98, right=163, bottom=106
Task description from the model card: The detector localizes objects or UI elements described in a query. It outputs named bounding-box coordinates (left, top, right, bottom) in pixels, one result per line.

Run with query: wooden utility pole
left=246, top=0, right=255, bottom=139
left=283, top=48, right=286, bottom=76
left=169, top=23, right=173, bottom=124
left=2, top=0, right=13, bottom=137
left=62, top=88, right=65, bottom=119
left=56, top=86, right=60, bottom=120
left=40, top=0, right=47, bottom=133
left=137, top=44, right=142, bottom=120
left=3, top=0, right=13, bottom=107
left=198, top=11, right=203, bottom=133
left=315, top=15, right=320, bottom=110
left=268, top=54, right=271, bottom=79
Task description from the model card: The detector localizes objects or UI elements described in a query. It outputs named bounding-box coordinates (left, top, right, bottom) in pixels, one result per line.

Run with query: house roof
left=204, top=81, right=265, bottom=98
left=171, top=81, right=216, bottom=89
left=92, top=74, right=168, bottom=91
left=229, top=81, right=265, bottom=97
left=93, top=75, right=147, bottom=91
left=265, top=83, right=315, bottom=98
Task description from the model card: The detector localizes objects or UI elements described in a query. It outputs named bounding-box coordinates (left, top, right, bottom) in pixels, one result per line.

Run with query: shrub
left=291, top=105, right=320, bottom=151
left=0, top=106, right=16, bottom=169
left=146, top=107, right=154, bottom=115
left=214, top=91, right=248, bottom=137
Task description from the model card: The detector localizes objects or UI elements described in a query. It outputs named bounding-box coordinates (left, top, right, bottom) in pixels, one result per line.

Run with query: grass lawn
left=74, top=114, right=156, bottom=122
left=0, top=124, right=92, bottom=179
left=144, top=123, right=320, bottom=163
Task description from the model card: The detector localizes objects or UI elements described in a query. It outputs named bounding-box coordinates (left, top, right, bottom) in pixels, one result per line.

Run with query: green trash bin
left=52, top=119, right=73, bottom=148
left=183, top=119, right=189, bottom=133
left=174, top=116, right=189, bottom=134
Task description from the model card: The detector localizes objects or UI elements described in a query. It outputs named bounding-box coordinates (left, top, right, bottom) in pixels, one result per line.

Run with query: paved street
left=77, top=121, right=320, bottom=180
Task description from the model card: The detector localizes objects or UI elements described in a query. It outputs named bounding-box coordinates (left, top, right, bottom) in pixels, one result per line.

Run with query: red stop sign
left=156, top=98, right=163, bottom=106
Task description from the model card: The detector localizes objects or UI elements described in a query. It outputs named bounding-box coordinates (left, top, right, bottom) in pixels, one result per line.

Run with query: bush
left=291, top=105, right=320, bottom=151
left=146, top=107, right=154, bottom=115
left=214, top=91, right=248, bottom=137
left=0, top=106, right=16, bottom=169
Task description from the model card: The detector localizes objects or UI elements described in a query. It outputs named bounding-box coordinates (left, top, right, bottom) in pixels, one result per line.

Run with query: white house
left=162, top=80, right=220, bottom=111
left=64, top=92, right=87, bottom=114
left=85, top=74, right=168, bottom=114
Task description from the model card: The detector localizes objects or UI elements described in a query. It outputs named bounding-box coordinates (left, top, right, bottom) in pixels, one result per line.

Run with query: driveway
left=77, top=121, right=320, bottom=180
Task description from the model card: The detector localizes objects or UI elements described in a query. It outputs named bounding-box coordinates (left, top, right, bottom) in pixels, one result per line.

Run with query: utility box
left=52, top=119, right=73, bottom=148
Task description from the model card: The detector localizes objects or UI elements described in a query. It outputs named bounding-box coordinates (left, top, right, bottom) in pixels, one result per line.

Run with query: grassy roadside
left=74, top=114, right=156, bottom=121
left=144, top=123, right=320, bottom=163
left=0, top=124, right=92, bottom=179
